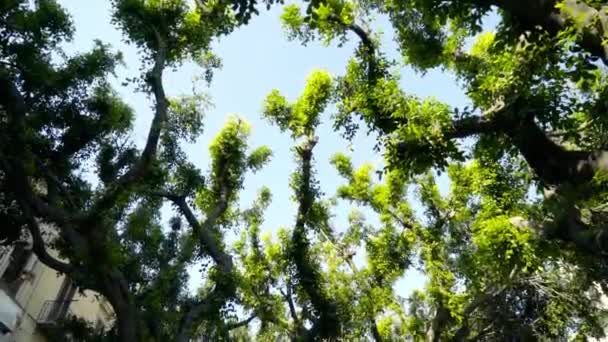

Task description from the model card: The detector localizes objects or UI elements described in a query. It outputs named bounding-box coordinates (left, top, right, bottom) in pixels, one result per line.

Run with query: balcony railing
left=37, top=300, right=75, bottom=326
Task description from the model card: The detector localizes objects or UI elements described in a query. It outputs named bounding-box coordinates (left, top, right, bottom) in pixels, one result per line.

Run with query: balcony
left=37, top=300, right=75, bottom=328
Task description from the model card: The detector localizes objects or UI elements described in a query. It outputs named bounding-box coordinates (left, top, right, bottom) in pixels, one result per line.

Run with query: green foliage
left=247, top=146, right=273, bottom=172
left=263, top=69, right=333, bottom=137
left=281, top=1, right=356, bottom=46
left=197, top=116, right=263, bottom=226
left=5, top=0, right=608, bottom=341
left=167, top=94, right=210, bottom=143
left=111, top=0, right=234, bottom=64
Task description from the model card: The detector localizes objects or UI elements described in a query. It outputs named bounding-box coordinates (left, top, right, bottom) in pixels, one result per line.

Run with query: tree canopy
left=2, top=0, right=608, bottom=341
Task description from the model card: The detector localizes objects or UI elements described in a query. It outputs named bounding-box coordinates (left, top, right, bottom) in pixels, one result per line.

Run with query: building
left=0, top=239, right=114, bottom=342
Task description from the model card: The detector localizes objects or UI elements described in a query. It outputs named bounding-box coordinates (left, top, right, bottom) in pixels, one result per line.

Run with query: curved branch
left=486, top=0, right=608, bottom=63
left=85, top=35, right=169, bottom=220
left=327, top=14, right=378, bottom=81
left=0, top=68, right=82, bottom=274
left=158, top=189, right=233, bottom=273
left=161, top=180, right=235, bottom=341
left=225, top=314, right=257, bottom=331
left=397, top=101, right=608, bottom=186
left=24, top=211, right=74, bottom=275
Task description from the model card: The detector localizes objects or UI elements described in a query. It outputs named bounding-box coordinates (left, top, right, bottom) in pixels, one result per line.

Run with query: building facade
left=0, top=241, right=114, bottom=342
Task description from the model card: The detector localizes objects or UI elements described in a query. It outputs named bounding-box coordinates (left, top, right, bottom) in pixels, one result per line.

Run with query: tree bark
left=486, top=0, right=608, bottom=63
left=103, top=272, right=138, bottom=342
left=435, top=111, right=608, bottom=186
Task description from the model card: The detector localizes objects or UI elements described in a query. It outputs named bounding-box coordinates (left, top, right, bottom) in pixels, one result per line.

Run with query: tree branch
left=161, top=179, right=235, bottom=341
left=397, top=98, right=608, bottom=186
left=225, top=314, right=257, bottom=331
left=327, top=14, right=378, bottom=81
left=281, top=281, right=300, bottom=325
left=85, top=34, right=169, bottom=220
left=23, top=210, right=74, bottom=275
left=0, top=67, right=85, bottom=270
left=485, top=0, right=608, bottom=64
left=158, top=189, right=233, bottom=273
left=291, top=136, right=342, bottom=341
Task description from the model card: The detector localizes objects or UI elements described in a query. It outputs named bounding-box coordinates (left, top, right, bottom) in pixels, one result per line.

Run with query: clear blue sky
left=59, top=0, right=492, bottom=299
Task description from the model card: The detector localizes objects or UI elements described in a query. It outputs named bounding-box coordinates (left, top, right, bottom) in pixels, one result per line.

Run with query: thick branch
left=0, top=68, right=84, bottom=271
left=541, top=200, right=608, bottom=256
left=24, top=211, right=73, bottom=274
left=486, top=0, right=608, bottom=63
left=101, top=271, right=138, bottom=342
left=402, top=105, right=608, bottom=186
left=225, top=314, right=257, bottom=331
left=161, top=191, right=233, bottom=273
left=282, top=282, right=300, bottom=325
left=327, top=14, right=379, bottom=82
left=85, top=39, right=169, bottom=220
left=163, top=184, right=235, bottom=341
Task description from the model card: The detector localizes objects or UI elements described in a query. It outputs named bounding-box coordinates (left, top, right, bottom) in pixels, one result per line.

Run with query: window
left=0, top=243, right=33, bottom=296
left=49, top=278, right=76, bottom=321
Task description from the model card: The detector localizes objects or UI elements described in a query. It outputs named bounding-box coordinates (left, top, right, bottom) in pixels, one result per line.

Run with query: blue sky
left=59, top=0, right=491, bottom=299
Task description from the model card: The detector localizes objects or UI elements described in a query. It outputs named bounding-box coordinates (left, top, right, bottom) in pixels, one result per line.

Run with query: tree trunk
left=115, top=303, right=138, bottom=342
left=102, top=273, right=138, bottom=342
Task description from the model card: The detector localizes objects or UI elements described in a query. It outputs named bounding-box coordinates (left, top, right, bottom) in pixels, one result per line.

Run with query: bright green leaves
left=111, top=0, right=232, bottom=64
left=208, top=116, right=251, bottom=175
left=375, top=0, right=488, bottom=71
left=384, top=2, right=447, bottom=70
left=333, top=152, right=413, bottom=225
left=311, top=0, right=356, bottom=45
left=293, top=70, right=333, bottom=130
left=366, top=225, right=414, bottom=283
left=281, top=4, right=308, bottom=41
left=386, top=97, right=462, bottom=175
left=471, top=215, right=538, bottom=282
left=280, top=1, right=356, bottom=45
left=247, top=146, right=273, bottom=172
left=200, top=116, right=246, bottom=208
left=329, top=152, right=353, bottom=178
left=197, top=116, right=272, bottom=225
left=447, top=157, right=531, bottom=218
left=335, top=161, right=374, bottom=200
left=332, top=153, right=414, bottom=288
left=261, top=90, right=293, bottom=132
left=233, top=187, right=287, bottom=328
left=263, top=69, right=333, bottom=138
left=459, top=31, right=522, bottom=108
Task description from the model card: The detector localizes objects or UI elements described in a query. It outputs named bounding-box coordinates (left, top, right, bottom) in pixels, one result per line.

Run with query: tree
left=3, top=0, right=608, bottom=341
left=0, top=0, right=248, bottom=340
left=276, top=0, right=608, bottom=339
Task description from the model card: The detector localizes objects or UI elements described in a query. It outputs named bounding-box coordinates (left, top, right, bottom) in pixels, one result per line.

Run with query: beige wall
left=4, top=251, right=114, bottom=341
